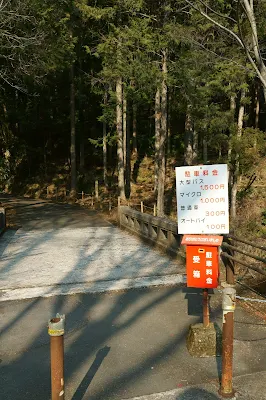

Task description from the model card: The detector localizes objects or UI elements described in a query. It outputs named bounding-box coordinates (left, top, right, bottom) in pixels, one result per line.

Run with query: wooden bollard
left=118, top=197, right=121, bottom=208
left=154, top=204, right=156, bottom=216
left=47, top=187, right=49, bottom=197
left=82, top=191, right=84, bottom=200
left=141, top=201, right=144, bottom=213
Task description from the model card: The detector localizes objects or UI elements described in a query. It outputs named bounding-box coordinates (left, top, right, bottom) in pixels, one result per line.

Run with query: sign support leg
left=203, top=288, right=210, bottom=327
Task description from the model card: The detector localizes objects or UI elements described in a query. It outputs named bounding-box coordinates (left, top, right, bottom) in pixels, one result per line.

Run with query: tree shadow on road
left=176, top=387, right=220, bottom=399
left=0, top=196, right=224, bottom=400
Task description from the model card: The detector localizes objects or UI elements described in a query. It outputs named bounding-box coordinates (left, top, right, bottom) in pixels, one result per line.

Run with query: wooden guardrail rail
left=221, top=234, right=266, bottom=284
left=118, top=205, right=182, bottom=255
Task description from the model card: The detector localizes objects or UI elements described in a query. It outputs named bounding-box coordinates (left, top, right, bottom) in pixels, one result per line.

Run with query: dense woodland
left=1, top=1, right=266, bottom=233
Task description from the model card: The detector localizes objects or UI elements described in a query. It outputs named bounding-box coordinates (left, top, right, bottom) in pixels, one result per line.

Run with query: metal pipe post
left=219, top=286, right=236, bottom=398
left=203, top=288, right=210, bottom=327
left=48, top=314, right=65, bottom=400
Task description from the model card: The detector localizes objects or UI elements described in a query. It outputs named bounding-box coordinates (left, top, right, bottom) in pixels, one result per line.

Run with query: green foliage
left=231, top=127, right=266, bottom=174
left=262, top=211, right=266, bottom=227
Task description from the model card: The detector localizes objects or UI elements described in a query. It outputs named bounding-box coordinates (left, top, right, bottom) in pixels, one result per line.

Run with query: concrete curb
left=0, top=274, right=185, bottom=302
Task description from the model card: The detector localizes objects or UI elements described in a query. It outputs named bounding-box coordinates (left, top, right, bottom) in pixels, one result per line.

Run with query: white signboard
left=175, top=164, right=229, bottom=234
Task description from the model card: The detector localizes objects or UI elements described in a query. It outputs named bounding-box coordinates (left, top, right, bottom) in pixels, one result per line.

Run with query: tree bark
left=70, top=64, right=76, bottom=196
left=123, top=94, right=127, bottom=171
left=154, top=87, right=161, bottom=194
left=192, top=129, right=198, bottom=164
left=184, top=104, right=193, bottom=166
left=228, top=94, right=236, bottom=163
left=230, top=88, right=245, bottom=220
left=103, top=91, right=108, bottom=188
left=79, top=112, right=85, bottom=174
left=203, top=137, right=208, bottom=164
left=132, top=103, right=137, bottom=155
left=125, top=98, right=131, bottom=198
left=116, top=77, right=125, bottom=199
left=255, top=84, right=260, bottom=129
left=157, top=50, right=167, bottom=217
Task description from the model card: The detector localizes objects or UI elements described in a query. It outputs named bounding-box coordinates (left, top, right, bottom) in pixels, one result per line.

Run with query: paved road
left=0, top=197, right=184, bottom=301
left=1, top=197, right=266, bottom=400
left=1, top=288, right=266, bottom=400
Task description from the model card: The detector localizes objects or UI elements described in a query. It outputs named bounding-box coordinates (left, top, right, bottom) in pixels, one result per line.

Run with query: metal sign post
left=219, top=286, right=236, bottom=398
left=177, top=164, right=234, bottom=394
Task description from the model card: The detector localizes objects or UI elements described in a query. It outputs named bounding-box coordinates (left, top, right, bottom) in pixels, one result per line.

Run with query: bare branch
left=185, top=0, right=266, bottom=90
left=241, top=0, right=262, bottom=65
left=185, top=0, right=245, bottom=49
left=197, top=0, right=237, bottom=24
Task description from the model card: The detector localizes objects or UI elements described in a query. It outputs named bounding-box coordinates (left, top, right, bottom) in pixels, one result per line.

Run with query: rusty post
left=48, top=314, right=65, bottom=400
left=203, top=288, right=209, bottom=327
left=219, top=286, right=236, bottom=398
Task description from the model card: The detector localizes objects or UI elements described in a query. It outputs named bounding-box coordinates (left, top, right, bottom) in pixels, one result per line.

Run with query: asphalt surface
left=1, top=196, right=266, bottom=399
left=1, top=287, right=266, bottom=400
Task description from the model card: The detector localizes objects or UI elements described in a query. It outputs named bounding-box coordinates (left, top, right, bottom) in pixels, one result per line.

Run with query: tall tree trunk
left=125, top=99, right=131, bottom=198
left=228, top=93, right=236, bottom=190
left=154, top=87, right=161, bottom=194
left=123, top=91, right=131, bottom=198
left=132, top=103, right=137, bottom=155
left=116, top=77, right=125, bottom=199
left=157, top=50, right=167, bottom=217
left=231, top=88, right=246, bottom=220
left=123, top=94, right=127, bottom=171
left=192, top=129, right=198, bottom=164
left=70, top=64, right=76, bottom=196
left=203, top=137, right=208, bottom=164
left=255, top=84, right=260, bottom=129
left=228, top=94, right=236, bottom=163
left=166, top=90, right=171, bottom=160
left=254, top=83, right=260, bottom=149
left=79, top=111, right=85, bottom=173
left=184, top=104, right=193, bottom=166
left=103, top=91, right=108, bottom=188
left=203, top=123, right=208, bottom=164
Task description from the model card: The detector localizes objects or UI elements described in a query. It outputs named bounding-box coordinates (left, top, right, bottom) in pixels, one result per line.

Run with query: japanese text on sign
left=175, top=164, right=229, bottom=234
left=186, top=245, right=219, bottom=288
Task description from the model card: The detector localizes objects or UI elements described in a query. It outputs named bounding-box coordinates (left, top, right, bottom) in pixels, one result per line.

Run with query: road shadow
left=72, top=346, right=111, bottom=400
left=176, top=387, right=220, bottom=399
left=0, top=196, right=227, bottom=400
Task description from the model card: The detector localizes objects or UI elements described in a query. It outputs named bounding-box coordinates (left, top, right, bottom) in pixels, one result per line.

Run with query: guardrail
left=118, top=205, right=182, bottom=255
left=221, top=234, right=266, bottom=284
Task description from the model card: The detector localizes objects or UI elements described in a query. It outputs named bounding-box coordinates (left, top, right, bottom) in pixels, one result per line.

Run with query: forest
left=1, top=0, right=266, bottom=236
